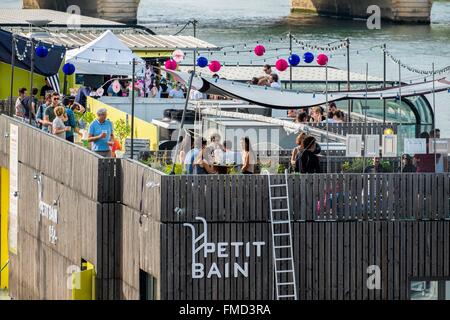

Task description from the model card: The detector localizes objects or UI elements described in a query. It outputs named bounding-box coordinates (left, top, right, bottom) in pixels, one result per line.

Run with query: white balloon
left=112, top=80, right=121, bottom=94
left=172, top=49, right=185, bottom=63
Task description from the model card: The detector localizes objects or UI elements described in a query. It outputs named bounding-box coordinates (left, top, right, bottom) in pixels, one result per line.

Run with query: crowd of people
left=14, top=85, right=121, bottom=158
left=289, top=102, right=345, bottom=125
left=180, top=133, right=256, bottom=175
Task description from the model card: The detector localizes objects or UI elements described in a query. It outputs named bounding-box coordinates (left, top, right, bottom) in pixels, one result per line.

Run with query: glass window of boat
left=410, top=281, right=438, bottom=300
left=447, top=281, right=450, bottom=300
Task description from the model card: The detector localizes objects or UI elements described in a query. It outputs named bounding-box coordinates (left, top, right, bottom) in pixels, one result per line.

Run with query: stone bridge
left=23, top=0, right=141, bottom=24
left=23, top=0, right=434, bottom=24
left=292, top=0, right=433, bottom=23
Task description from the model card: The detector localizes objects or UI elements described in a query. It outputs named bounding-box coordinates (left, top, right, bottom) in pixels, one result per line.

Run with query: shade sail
left=0, top=29, right=66, bottom=77
left=66, top=30, right=145, bottom=76
left=165, top=69, right=450, bottom=110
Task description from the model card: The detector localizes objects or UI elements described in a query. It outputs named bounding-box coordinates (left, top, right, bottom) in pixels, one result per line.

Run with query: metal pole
left=346, top=38, right=351, bottom=122
left=29, top=38, right=35, bottom=124
left=131, top=58, right=136, bottom=160
left=363, top=63, right=369, bottom=173
left=326, top=63, right=329, bottom=174
left=10, top=34, right=16, bottom=116
left=63, top=74, right=68, bottom=97
left=193, top=20, right=198, bottom=73
left=383, top=43, right=387, bottom=125
left=398, top=60, right=402, bottom=107
left=432, top=62, right=437, bottom=172
left=170, top=71, right=196, bottom=175
left=289, top=32, right=293, bottom=90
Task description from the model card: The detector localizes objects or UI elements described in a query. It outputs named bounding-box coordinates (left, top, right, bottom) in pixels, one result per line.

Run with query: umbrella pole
left=383, top=43, right=387, bottom=125
left=346, top=38, right=351, bottom=122
left=29, top=38, right=35, bottom=125
left=432, top=63, right=437, bottom=172
left=63, top=74, right=68, bottom=97
left=131, top=58, right=136, bottom=160
left=10, top=34, right=16, bottom=117
left=326, top=63, right=329, bottom=174
left=363, top=63, right=369, bottom=173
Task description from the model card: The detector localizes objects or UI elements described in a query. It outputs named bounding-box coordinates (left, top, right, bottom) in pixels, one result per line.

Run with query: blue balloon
left=197, top=56, right=208, bottom=68
left=288, top=54, right=301, bottom=66
left=303, top=52, right=314, bottom=64
left=35, top=45, right=48, bottom=58
left=62, top=63, right=76, bottom=75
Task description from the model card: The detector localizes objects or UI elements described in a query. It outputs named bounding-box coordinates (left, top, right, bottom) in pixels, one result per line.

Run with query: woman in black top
left=401, top=154, right=417, bottom=173
left=296, top=136, right=321, bottom=174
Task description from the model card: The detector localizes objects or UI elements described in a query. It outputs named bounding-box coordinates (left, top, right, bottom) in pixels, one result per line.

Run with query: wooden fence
left=159, top=220, right=450, bottom=300
left=156, top=173, right=450, bottom=223
left=119, top=160, right=450, bottom=300
left=0, top=115, right=120, bottom=299
left=1, top=114, right=450, bottom=300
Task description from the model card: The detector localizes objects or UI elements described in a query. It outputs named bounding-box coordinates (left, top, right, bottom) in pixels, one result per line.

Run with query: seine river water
left=3, top=0, right=450, bottom=133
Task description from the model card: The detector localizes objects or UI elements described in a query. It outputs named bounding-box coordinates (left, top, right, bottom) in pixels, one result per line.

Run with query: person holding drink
left=52, top=106, right=71, bottom=139
left=88, top=108, right=115, bottom=157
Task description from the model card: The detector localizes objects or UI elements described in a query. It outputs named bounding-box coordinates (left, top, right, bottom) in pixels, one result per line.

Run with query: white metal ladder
left=264, top=169, right=298, bottom=300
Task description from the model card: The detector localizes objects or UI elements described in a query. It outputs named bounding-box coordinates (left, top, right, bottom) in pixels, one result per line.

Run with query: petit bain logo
left=183, top=217, right=266, bottom=279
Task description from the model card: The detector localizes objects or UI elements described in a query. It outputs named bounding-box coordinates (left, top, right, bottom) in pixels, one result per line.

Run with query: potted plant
left=114, top=119, right=131, bottom=157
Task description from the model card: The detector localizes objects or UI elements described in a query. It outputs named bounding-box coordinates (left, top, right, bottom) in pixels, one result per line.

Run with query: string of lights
left=70, top=55, right=146, bottom=65
left=382, top=47, right=450, bottom=75
left=291, top=34, right=348, bottom=52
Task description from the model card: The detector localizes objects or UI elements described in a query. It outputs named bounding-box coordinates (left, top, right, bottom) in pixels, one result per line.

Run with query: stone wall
left=22, top=0, right=140, bottom=24
left=291, top=0, right=433, bottom=23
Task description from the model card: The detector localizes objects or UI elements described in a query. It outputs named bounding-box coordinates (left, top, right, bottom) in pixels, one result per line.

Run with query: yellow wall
left=0, top=61, right=75, bottom=100
left=0, top=167, right=9, bottom=289
left=87, top=97, right=159, bottom=151
left=134, top=50, right=172, bottom=59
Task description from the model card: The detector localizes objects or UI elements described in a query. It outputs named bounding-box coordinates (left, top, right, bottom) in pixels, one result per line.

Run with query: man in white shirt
left=221, top=140, right=242, bottom=165
left=190, top=89, right=206, bottom=100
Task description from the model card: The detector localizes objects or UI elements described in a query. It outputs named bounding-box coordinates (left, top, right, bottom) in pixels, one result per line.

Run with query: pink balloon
left=254, top=45, right=266, bottom=57
left=164, top=59, right=177, bottom=70
left=317, top=53, right=329, bottom=66
left=209, top=60, right=221, bottom=73
left=275, top=59, right=289, bottom=72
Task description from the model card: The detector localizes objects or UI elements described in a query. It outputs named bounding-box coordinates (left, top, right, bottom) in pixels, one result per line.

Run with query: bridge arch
left=23, top=0, right=433, bottom=24
left=23, top=0, right=141, bottom=24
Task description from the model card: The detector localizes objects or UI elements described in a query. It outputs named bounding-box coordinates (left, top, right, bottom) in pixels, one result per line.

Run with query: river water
left=3, top=0, right=450, bottom=133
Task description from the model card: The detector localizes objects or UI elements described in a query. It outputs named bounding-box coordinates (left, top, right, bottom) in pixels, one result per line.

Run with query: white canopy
left=66, top=30, right=145, bottom=76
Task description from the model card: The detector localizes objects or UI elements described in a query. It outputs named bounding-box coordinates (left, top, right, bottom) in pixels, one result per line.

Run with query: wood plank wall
left=158, top=173, right=450, bottom=223
left=0, top=116, right=120, bottom=300
left=159, top=220, right=450, bottom=300
left=2, top=114, right=449, bottom=300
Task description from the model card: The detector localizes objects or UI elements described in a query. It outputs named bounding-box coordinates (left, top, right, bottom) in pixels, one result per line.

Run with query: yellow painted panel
left=88, top=97, right=160, bottom=151
left=72, top=268, right=95, bottom=300
left=0, top=167, right=9, bottom=289
left=0, top=61, right=75, bottom=100
left=134, top=50, right=172, bottom=58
